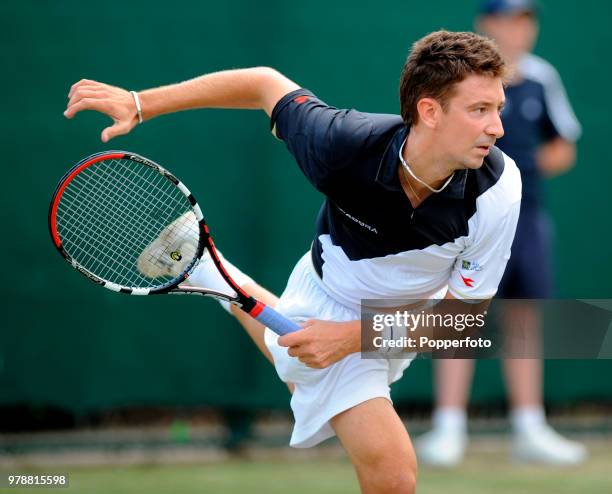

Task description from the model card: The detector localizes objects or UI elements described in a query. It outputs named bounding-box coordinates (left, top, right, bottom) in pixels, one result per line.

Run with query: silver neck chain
left=398, top=138, right=454, bottom=194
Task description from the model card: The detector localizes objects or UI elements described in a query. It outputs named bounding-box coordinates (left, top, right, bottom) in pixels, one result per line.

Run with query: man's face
left=478, top=12, right=538, bottom=62
left=434, top=75, right=505, bottom=169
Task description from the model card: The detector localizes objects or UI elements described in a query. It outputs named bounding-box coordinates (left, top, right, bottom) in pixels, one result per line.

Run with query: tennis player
left=65, top=30, right=521, bottom=494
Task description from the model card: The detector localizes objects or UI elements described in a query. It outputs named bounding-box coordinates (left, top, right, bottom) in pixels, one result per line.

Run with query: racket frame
left=48, top=151, right=259, bottom=313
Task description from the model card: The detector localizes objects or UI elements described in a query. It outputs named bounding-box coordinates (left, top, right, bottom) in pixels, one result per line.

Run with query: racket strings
left=59, top=161, right=188, bottom=286
left=59, top=179, right=164, bottom=286
left=103, top=161, right=199, bottom=276
left=56, top=158, right=197, bottom=288
left=59, top=166, right=174, bottom=283
left=60, top=184, right=156, bottom=285
left=66, top=163, right=179, bottom=256
left=62, top=173, right=150, bottom=256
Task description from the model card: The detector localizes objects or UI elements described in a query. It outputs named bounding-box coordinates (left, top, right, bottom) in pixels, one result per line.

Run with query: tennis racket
left=48, top=150, right=300, bottom=336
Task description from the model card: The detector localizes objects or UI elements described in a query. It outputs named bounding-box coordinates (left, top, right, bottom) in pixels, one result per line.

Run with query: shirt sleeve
left=270, top=89, right=376, bottom=191
left=447, top=199, right=521, bottom=300
left=521, top=54, right=582, bottom=142
left=540, top=65, right=582, bottom=142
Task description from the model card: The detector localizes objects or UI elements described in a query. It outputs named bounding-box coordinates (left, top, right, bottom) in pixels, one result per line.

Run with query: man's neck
left=402, top=128, right=456, bottom=191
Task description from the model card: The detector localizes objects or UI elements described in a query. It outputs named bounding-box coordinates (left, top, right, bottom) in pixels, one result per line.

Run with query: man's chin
left=460, top=156, right=486, bottom=170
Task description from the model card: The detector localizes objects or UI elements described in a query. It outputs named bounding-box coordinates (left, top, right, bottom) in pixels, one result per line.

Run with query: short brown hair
left=399, top=30, right=507, bottom=126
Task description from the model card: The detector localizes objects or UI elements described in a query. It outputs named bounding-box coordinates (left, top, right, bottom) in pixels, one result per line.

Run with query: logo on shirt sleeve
left=461, top=260, right=482, bottom=271
left=460, top=260, right=481, bottom=287
left=460, top=274, right=475, bottom=287
left=294, top=95, right=310, bottom=104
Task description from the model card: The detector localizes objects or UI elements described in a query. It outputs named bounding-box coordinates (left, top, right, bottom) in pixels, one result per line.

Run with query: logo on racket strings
left=170, top=251, right=183, bottom=261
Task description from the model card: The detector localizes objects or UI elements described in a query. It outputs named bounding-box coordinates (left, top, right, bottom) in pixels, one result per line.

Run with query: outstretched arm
left=64, top=67, right=300, bottom=142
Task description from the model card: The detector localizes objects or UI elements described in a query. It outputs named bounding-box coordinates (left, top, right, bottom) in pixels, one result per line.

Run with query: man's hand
left=64, top=79, right=139, bottom=142
left=536, top=137, right=576, bottom=177
left=277, top=319, right=360, bottom=369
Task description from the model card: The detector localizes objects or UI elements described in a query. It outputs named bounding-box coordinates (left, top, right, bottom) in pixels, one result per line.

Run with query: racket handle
left=254, top=305, right=301, bottom=336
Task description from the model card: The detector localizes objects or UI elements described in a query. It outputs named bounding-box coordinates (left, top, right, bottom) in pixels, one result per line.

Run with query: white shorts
left=264, top=253, right=417, bottom=448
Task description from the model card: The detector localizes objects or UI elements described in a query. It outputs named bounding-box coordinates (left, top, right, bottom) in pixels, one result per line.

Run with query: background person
left=415, top=0, right=585, bottom=467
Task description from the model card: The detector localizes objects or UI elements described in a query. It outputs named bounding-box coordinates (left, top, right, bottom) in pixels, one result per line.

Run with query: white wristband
left=130, top=91, right=144, bottom=124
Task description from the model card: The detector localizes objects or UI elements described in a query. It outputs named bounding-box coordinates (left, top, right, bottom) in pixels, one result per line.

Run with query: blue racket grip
left=254, top=305, right=301, bottom=336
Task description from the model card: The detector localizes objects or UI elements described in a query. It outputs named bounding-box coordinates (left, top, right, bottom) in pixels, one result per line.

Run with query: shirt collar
left=375, top=126, right=467, bottom=200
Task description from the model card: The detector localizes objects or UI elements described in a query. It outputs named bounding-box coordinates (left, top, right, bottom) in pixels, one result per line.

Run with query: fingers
left=67, top=88, right=107, bottom=109
left=286, top=345, right=301, bottom=358
left=278, top=319, right=348, bottom=369
left=278, top=319, right=316, bottom=347
left=278, top=329, right=305, bottom=348
left=64, top=98, right=111, bottom=119
left=284, top=335, right=328, bottom=368
left=65, top=78, right=138, bottom=141
left=297, top=353, right=327, bottom=369
left=68, top=79, right=106, bottom=98
left=65, top=80, right=113, bottom=117
left=286, top=344, right=320, bottom=367
left=101, top=121, right=132, bottom=143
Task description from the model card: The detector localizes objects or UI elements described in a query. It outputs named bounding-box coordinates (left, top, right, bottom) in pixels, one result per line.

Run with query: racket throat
left=244, top=298, right=264, bottom=316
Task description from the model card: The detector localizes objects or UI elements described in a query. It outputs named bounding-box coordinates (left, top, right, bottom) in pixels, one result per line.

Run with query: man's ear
left=416, top=97, right=442, bottom=129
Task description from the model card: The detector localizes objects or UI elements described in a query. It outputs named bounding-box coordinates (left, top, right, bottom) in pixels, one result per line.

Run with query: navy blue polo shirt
left=271, top=89, right=522, bottom=306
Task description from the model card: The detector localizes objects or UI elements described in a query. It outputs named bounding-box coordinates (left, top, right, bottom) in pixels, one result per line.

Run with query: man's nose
left=487, top=112, right=504, bottom=139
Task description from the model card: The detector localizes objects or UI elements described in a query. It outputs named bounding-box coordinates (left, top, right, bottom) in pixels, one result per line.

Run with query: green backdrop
left=1, top=0, right=611, bottom=416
